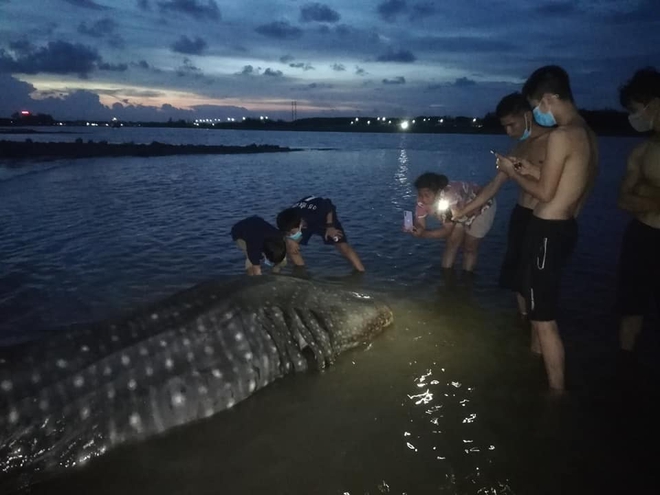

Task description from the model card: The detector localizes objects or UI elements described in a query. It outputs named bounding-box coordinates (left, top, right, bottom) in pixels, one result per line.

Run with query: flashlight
left=437, top=199, right=450, bottom=211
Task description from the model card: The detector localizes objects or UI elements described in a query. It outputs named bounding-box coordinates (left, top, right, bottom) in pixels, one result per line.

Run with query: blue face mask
left=533, top=105, right=556, bottom=127
left=287, top=229, right=302, bottom=241
left=519, top=114, right=531, bottom=141
left=262, top=257, right=274, bottom=267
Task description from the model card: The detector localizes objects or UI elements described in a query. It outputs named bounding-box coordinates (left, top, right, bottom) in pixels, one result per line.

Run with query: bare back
left=534, top=119, right=599, bottom=220
left=510, top=130, right=551, bottom=209
left=634, top=139, right=660, bottom=228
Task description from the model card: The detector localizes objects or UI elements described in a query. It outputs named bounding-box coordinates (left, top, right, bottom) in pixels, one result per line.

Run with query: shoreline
left=0, top=139, right=301, bottom=160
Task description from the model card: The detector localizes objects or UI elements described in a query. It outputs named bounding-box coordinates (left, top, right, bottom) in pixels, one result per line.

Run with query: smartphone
left=403, top=210, right=413, bottom=232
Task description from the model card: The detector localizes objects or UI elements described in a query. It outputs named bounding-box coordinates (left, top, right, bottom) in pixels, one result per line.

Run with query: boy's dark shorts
left=616, top=218, right=660, bottom=317
left=499, top=204, right=533, bottom=293
left=300, top=211, right=348, bottom=246
left=520, top=216, right=578, bottom=322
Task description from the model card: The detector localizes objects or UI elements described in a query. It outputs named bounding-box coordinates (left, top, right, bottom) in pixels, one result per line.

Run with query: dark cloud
left=98, top=62, right=128, bottom=71
left=302, top=82, right=333, bottom=90
left=264, top=68, right=283, bottom=77
left=171, top=35, right=207, bottom=55
left=300, top=3, right=341, bottom=23
left=0, top=41, right=101, bottom=76
left=382, top=76, right=405, bottom=85
left=63, top=0, right=108, bottom=10
left=453, top=76, right=477, bottom=87
left=176, top=57, right=201, bottom=77
left=377, top=0, right=407, bottom=22
left=131, top=60, right=151, bottom=69
left=238, top=65, right=256, bottom=75
left=8, top=40, right=35, bottom=55
left=77, top=18, right=119, bottom=38
left=280, top=54, right=295, bottom=63
left=421, top=36, right=515, bottom=54
left=289, top=62, right=314, bottom=71
left=334, top=24, right=351, bottom=36
left=410, top=1, right=434, bottom=20
left=255, top=21, right=303, bottom=40
left=536, top=1, right=577, bottom=15
left=376, top=49, right=416, bottom=63
left=157, top=0, right=220, bottom=21
left=136, top=0, right=150, bottom=10
left=603, top=0, right=660, bottom=25
left=331, top=63, right=346, bottom=71
left=355, top=66, right=367, bottom=76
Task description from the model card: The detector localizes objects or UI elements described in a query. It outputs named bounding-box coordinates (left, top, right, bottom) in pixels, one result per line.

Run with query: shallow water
left=0, top=129, right=658, bottom=494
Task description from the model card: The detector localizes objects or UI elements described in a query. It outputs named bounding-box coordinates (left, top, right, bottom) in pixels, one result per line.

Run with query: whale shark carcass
left=0, top=275, right=393, bottom=486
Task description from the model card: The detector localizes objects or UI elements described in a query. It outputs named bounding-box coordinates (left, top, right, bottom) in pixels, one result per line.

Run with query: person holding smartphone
left=453, top=92, right=551, bottom=331
left=408, top=172, right=496, bottom=274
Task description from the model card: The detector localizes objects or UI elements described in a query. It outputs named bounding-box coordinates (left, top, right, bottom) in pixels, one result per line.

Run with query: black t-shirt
left=290, top=196, right=334, bottom=231
left=230, top=215, right=280, bottom=265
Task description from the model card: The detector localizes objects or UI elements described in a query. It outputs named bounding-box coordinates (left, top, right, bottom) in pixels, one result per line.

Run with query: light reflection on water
left=0, top=130, right=658, bottom=494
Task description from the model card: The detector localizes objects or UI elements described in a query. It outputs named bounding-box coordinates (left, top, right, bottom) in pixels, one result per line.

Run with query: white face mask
left=628, top=104, right=653, bottom=133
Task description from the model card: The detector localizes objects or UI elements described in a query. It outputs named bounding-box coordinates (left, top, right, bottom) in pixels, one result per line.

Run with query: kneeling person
left=277, top=196, right=365, bottom=273
left=231, top=215, right=287, bottom=276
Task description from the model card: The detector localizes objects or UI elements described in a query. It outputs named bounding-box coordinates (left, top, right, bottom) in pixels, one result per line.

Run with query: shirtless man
left=495, top=66, right=599, bottom=391
left=453, top=93, right=550, bottom=332
left=615, top=67, right=660, bottom=361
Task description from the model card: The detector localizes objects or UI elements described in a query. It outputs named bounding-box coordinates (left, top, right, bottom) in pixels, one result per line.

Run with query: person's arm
left=322, top=199, right=343, bottom=240
left=497, top=129, right=568, bottom=202
left=454, top=172, right=507, bottom=218
left=246, top=239, right=264, bottom=275
left=618, top=143, right=660, bottom=212
left=285, top=238, right=306, bottom=266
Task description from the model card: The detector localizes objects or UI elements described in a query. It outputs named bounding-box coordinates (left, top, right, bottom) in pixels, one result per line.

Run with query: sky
left=0, top=0, right=659, bottom=122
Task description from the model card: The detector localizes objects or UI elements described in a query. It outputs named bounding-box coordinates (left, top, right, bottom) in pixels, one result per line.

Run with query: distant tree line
left=1, top=109, right=639, bottom=136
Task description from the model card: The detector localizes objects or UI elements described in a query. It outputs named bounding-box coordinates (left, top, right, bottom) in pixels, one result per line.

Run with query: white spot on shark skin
left=145, top=366, right=154, bottom=377
left=129, top=413, right=142, bottom=429
left=235, top=332, right=244, bottom=342
left=198, top=386, right=208, bottom=395
left=1, top=379, right=12, bottom=392
left=107, top=387, right=116, bottom=400
left=204, top=346, right=214, bottom=356
left=187, top=352, right=195, bottom=363
left=244, top=352, right=253, bottom=360
left=8, top=409, right=19, bottom=424
left=165, top=358, right=174, bottom=370
left=227, top=399, right=235, bottom=409
left=111, top=334, right=119, bottom=343
left=103, top=366, right=112, bottom=376
left=197, top=324, right=206, bottom=332
left=249, top=380, right=256, bottom=392
left=31, top=372, right=41, bottom=384
left=121, top=355, right=131, bottom=366
left=80, top=407, right=90, bottom=420
left=73, top=375, right=85, bottom=388
left=151, top=313, right=159, bottom=320
left=56, top=359, right=68, bottom=369
left=182, top=338, right=191, bottom=347
left=212, top=369, right=222, bottom=379
left=128, top=379, right=137, bottom=391
left=39, top=399, right=49, bottom=411
left=159, top=340, right=167, bottom=348
left=139, top=347, right=148, bottom=356
left=171, top=392, right=185, bottom=407
left=81, top=345, right=90, bottom=353
left=204, top=408, right=215, bottom=418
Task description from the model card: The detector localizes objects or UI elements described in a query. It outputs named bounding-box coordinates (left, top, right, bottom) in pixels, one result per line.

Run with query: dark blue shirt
left=290, top=196, right=334, bottom=230
left=230, top=216, right=281, bottom=265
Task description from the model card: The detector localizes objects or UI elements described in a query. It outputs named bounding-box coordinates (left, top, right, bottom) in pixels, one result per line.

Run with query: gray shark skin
left=0, top=275, right=393, bottom=490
